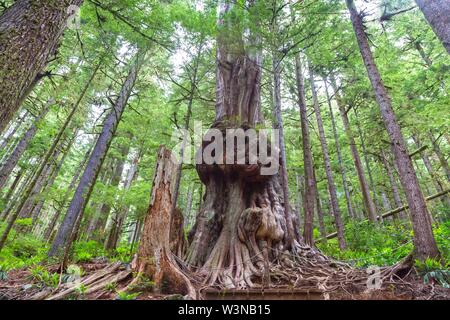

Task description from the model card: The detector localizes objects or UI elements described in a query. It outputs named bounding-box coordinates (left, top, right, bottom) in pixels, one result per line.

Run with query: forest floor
left=1, top=259, right=449, bottom=300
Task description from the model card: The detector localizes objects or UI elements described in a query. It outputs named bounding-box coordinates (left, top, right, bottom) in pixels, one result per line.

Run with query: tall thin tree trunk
left=323, top=77, right=355, bottom=219
left=0, top=104, right=50, bottom=189
left=330, top=75, right=378, bottom=223
left=353, top=107, right=382, bottom=212
left=428, top=131, right=450, bottom=182
left=0, top=0, right=84, bottom=133
left=308, top=62, right=345, bottom=250
left=0, top=110, right=29, bottom=151
left=295, top=174, right=303, bottom=228
left=49, top=49, right=146, bottom=257
left=1, top=167, right=24, bottom=203
left=347, top=0, right=440, bottom=260
left=0, top=60, right=100, bottom=252
left=104, top=143, right=136, bottom=251
left=381, top=151, right=404, bottom=218
left=272, top=45, right=294, bottom=248
left=43, top=144, right=93, bottom=241
left=294, top=54, right=316, bottom=246
left=412, top=135, right=449, bottom=207
left=415, top=0, right=450, bottom=53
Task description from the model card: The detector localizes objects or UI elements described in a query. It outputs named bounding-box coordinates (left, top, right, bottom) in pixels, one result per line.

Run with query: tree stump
left=131, top=146, right=195, bottom=298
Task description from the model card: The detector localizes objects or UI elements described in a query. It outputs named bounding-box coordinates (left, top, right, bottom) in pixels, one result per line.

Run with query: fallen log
left=316, top=189, right=450, bottom=242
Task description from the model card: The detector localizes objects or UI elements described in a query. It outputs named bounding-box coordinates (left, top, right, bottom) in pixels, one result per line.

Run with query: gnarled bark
left=185, top=1, right=300, bottom=290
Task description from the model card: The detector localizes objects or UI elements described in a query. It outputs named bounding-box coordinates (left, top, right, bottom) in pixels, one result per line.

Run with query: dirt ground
left=0, top=261, right=448, bottom=300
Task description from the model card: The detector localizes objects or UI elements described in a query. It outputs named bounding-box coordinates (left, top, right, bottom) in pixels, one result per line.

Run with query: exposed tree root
left=28, top=262, right=131, bottom=300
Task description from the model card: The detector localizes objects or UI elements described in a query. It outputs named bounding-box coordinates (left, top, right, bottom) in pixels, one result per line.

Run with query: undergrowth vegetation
left=0, top=222, right=136, bottom=276
left=0, top=219, right=448, bottom=288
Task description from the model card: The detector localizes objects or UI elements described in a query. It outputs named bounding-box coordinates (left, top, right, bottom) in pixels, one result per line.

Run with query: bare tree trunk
left=0, top=104, right=50, bottom=189
left=347, top=0, right=440, bottom=260
left=295, top=174, right=303, bottom=228
left=272, top=45, right=295, bottom=248
left=0, top=110, right=29, bottom=151
left=294, top=54, right=316, bottom=246
left=1, top=167, right=25, bottom=204
left=101, top=142, right=131, bottom=248
left=353, top=107, right=382, bottom=212
left=131, top=146, right=195, bottom=297
left=84, top=157, right=116, bottom=240
left=330, top=75, right=378, bottom=223
left=18, top=147, right=62, bottom=219
left=104, top=145, right=138, bottom=251
left=170, top=42, right=203, bottom=235
left=31, top=132, right=77, bottom=226
left=308, top=62, right=345, bottom=250
left=0, top=163, right=37, bottom=221
left=43, top=144, right=93, bottom=241
left=415, top=0, right=450, bottom=53
left=323, top=77, right=355, bottom=220
left=0, top=0, right=84, bottom=133
left=49, top=49, right=146, bottom=257
left=412, top=135, right=449, bottom=207
left=380, top=151, right=404, bottom=219
left=428, top=131, right=450, bottom=182
left=184, top=183, right=194, bottom=229
left=312, top=168, right=327, bottom=242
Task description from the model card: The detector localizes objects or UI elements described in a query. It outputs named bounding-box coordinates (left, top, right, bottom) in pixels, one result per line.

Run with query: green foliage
left=415, top=258, right=450, bottom=288
left=105, top=282, right=117, bottom=292
left=0, top=223, right=48, bottom=271
left=117, top=291, right=140, bottom=300
left=318, top=221, right=449, bottom=268
left=29, top=265, right=59, bottom=288
left=108, top=244, right=136, bottom=263
left=14, top=218, right=33, bottom=228
left=72, top=241, right=106, bottom=263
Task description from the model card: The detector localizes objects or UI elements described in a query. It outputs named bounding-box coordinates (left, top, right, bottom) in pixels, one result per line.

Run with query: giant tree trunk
left=0, top=0, right=84, bottom=133
left=0, top=104, right=50, bottom=189
left=347, top=0, right=440, bottom=260
left=185, top=1, right=300, bottom=289
left=309, top=62, right=345, bottom=250
left=131, top=146, right=194, bottom=297
left=48, top=49, right=146, bottom=257
left=330, top=75, right=378, bottom=223
left=415, top=0, right=450, bottom=53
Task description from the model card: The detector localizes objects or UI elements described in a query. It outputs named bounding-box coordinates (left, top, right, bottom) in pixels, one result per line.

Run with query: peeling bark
left=132, top=146, right=194, bottom=297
